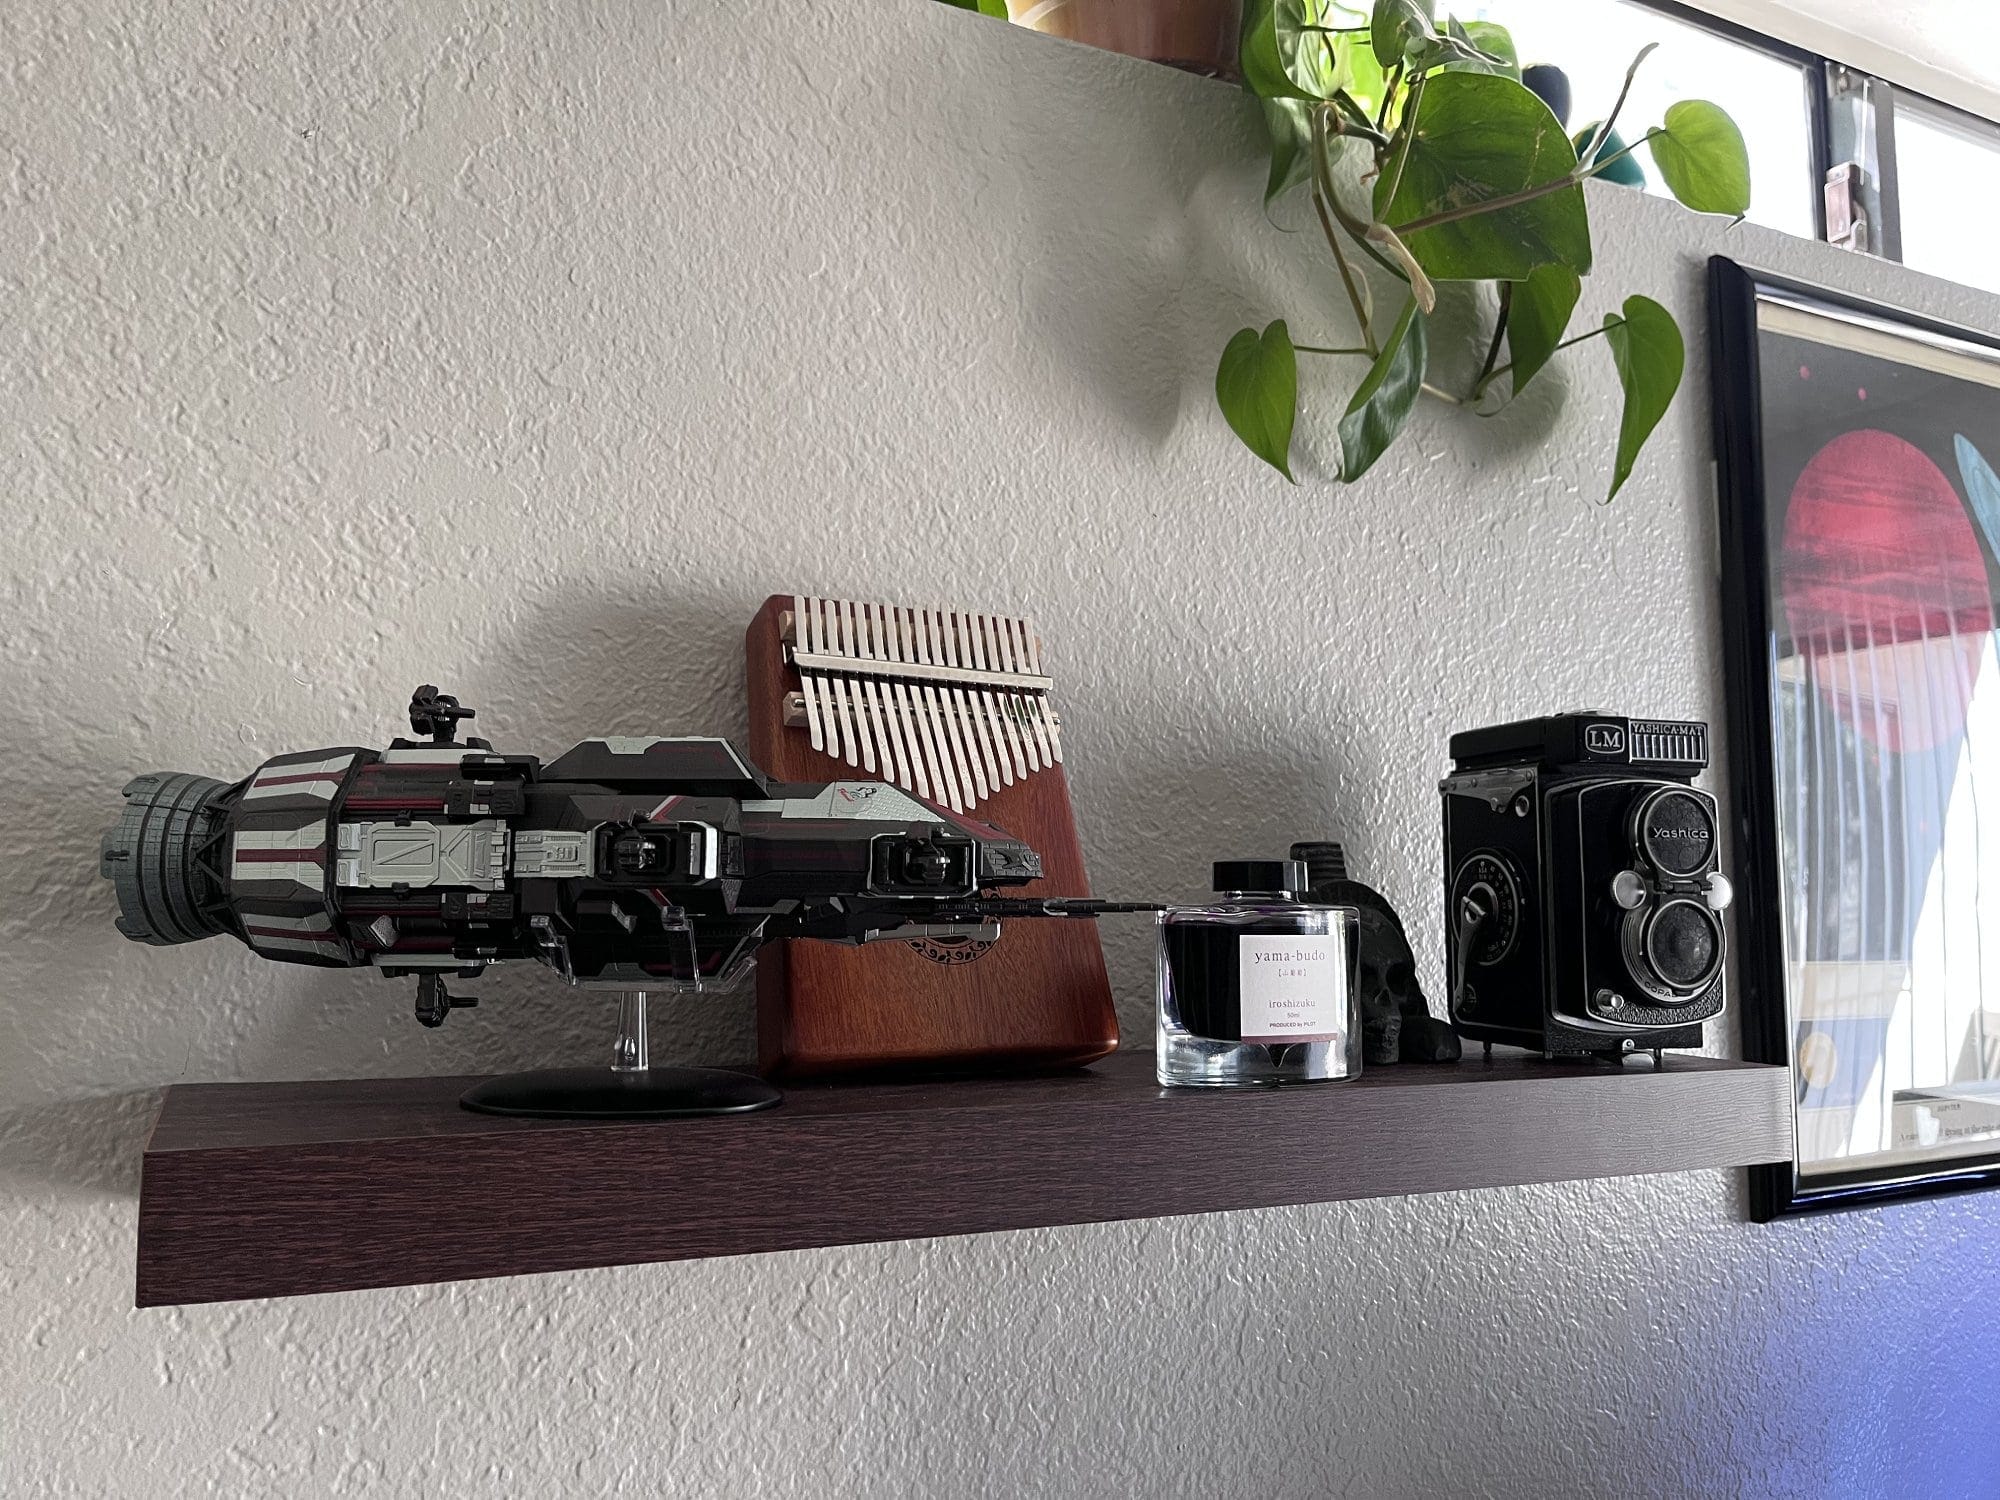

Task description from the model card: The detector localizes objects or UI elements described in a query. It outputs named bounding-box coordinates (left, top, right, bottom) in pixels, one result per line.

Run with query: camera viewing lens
left=1645, top=899, right=1722, bottom=992
left=1636, top=789, right=1716, bottom=877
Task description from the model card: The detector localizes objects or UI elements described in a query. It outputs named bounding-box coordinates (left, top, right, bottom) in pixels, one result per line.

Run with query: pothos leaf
left=1603, top=295, right=1684, bottom=502
left=1261, top=98, right=1318, bottom=205
left=1338, top=299, right=1428, bottom=482
left=1371, top=0, right=1434, bottom=68
left=1217, top=321, right=1300, bottom=481
left=1648, top=99, right=1751, bottom=216
left=1506, top=263, right=1580, bottom=394
left=1241, top=0, right=1320, bottom=100
left=1375, top=70, right=1590, bottom=281
left=1448, top=19, right=1519, bottom=78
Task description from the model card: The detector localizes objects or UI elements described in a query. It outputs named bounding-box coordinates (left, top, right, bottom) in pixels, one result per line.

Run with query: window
left=1890, top=92, right=2000, bottom=296
left=1464, top=0, right=1820, bottom=238
left=967, top=0, right=2000, bottom=299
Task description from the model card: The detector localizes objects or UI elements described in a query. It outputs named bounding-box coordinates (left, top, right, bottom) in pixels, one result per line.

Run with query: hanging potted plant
left=1215, top=0, right=1752, bottom=498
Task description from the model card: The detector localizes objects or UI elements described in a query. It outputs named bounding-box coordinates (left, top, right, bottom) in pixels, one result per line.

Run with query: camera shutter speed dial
left=1450, top=852, right=1522, bottom=967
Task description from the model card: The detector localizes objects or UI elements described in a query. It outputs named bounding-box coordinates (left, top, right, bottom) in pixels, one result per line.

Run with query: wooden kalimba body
left=745, top=594, right=1118, bottom=1078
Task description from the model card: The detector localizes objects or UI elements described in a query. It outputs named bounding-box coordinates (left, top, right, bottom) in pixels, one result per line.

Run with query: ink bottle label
left=1237, top=936, right=1345, bottom=1045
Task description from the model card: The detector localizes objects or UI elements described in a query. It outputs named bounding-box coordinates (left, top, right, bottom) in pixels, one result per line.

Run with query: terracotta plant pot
left=1008, top=0, right=1244, bottom=80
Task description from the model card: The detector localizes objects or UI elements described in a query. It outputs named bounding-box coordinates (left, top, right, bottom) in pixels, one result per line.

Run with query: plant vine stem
left=1473, top=317, right=1627, bottom=400
left=1582, top=42, right=1657, bottom=168
left=1328, top=93, right=1392, bottom=152
left=1584, top=128, right=1665, bottom=177
left=1379, top=72, right=1424, bottom=210
left=1313, top=190, right=1378, bottom=356
left=1295, top=344, right=1373, bottom=355
left=1310, top=107, right=1408, bottom=285
left=1471, top=282, right=1513, bottom=398
left=1376, top=64, right=1403, bottom=130
left=1389, top=129, right=1665, bottom=238
left=1309, top=105, right=1380, bottom=354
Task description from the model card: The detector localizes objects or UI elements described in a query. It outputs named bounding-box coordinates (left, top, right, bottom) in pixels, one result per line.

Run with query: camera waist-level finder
left=1440, top=714, right=1733, bottom=1067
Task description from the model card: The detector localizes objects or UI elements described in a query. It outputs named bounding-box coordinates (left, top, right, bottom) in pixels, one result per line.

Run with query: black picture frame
left=1710, top=256, right=2000, bottom=1218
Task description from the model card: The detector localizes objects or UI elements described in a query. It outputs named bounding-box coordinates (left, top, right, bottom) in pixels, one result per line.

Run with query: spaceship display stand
left=460, top=991, right=782, bottom=1119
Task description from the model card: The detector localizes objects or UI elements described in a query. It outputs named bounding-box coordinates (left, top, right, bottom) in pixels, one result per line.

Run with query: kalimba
left=745, top=594, right=1118, bottom=1077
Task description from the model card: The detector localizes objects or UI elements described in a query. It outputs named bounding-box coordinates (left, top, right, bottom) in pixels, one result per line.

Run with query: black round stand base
left=460, top=1066, right=782, bottom=1119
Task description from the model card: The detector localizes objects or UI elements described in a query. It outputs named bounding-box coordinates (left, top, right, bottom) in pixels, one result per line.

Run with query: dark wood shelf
left=137, top=1048, right=1792, bottom=1306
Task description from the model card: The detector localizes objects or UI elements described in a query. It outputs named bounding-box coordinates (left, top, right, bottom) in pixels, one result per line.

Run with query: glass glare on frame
left=1465, top=0, right=1818, bottom=239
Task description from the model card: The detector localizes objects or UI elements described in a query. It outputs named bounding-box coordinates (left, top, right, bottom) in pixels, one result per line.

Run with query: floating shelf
left=137, top=1049, right=1791, bottom=1306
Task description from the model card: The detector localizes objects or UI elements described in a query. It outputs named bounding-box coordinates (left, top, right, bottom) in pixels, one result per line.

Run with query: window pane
left=1464, top=0, right=1818, bottom=239
left=1895, top=94, right=2000, bottom=296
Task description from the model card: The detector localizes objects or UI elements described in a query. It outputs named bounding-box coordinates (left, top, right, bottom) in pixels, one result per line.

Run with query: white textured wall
left=4, top=3, right=1998, bottom=1495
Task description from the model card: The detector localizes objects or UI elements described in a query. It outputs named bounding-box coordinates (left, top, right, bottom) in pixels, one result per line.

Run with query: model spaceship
left=101, top=686, right=1146, bottom=1029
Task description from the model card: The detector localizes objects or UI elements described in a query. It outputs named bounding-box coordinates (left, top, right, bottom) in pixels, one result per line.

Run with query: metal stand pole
left=612, top=991, right=649, bottom=1073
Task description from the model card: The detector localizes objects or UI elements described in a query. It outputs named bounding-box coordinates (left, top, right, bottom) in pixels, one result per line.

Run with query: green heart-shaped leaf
left=1371, top=0, right=1434, bottom=67
left=1241, top=0, right=1318, bottom=100
left=1603, top=295, right=1684, bottom=501
left=1445, top=19, right=1519, bottom=78
left=1647, top=100, right=1749, bottom=216
left=1261, top=97, right=1318, bottom=205
left=1338, top=299, right=1428, bottom=482
left=1217, top=321, right=1300, bottom=481
left=1376, top=71, right=1591, bottom=281
left=1506, top=263, right=1580, bottom=395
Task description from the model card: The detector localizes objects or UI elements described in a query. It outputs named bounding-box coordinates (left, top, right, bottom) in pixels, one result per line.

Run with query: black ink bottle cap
left=1212, top=859, right=1306, bottom=896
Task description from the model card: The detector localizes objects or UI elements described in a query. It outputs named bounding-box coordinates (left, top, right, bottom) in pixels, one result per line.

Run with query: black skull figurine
left=1291, top=842, right=1461, bottom=1066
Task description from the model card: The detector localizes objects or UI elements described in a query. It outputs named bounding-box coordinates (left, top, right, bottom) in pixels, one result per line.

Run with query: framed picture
left=1710, top=258, right=2000, bottom=1217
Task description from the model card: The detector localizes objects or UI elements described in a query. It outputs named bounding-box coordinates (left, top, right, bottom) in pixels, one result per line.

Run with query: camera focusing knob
left=1611, top=869, right=1648, bottom=910
left=1704, top=872, right=1734, bottom=911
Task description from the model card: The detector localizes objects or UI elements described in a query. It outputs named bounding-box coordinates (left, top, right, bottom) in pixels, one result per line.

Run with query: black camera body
left=1441, top=714, right=1732, bottom=1063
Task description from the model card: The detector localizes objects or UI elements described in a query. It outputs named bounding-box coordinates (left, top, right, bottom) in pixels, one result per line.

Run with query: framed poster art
left=1710, top=258, right=2000, bottom=1217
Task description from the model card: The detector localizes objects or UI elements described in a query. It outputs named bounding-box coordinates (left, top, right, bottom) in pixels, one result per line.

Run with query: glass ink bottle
left=1156, top=858, right=1361, bottom=1088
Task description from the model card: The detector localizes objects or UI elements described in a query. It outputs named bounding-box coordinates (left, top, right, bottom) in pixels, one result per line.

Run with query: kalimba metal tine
left=1008, top=617, right=1055, bottom=769
left=1017, top=613, right=1062, bottom=763
left=931, top=607, right=993, bottom=802
left=893, top=605, right=948, bottom=806
left=913, top=607, right=975, bottom=810
left=962, top=610, right=1018, bottom=785
left=982, top=614, right=1033, bottom=776
left=989, top=616, right=1032, bottom=781
left=807, top=598, right=843, bottom=765
left=896, top=607, right=959, bottom=811
left=916, top=608, right=980, bottom=812
left=793, top=593, right=827, bottom=756
left=874, top=603, right=930, bottom=802
left=831, top=600, right=870, bottom=772
left=877, top=607, right=918, bottom=801
left=855, top=601, right=900, bottom=785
